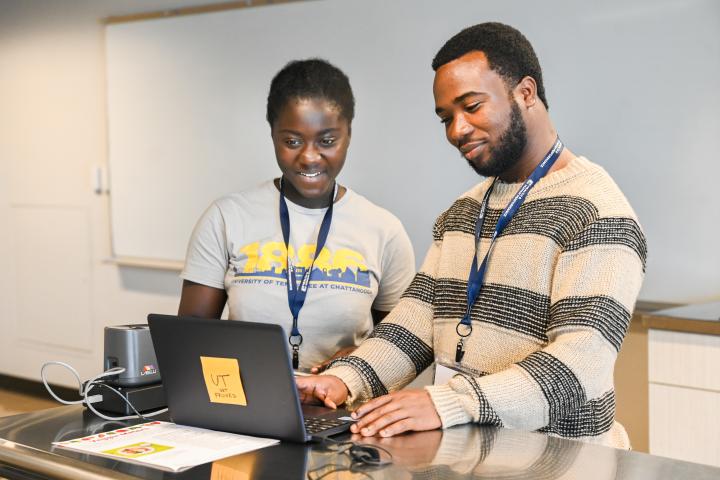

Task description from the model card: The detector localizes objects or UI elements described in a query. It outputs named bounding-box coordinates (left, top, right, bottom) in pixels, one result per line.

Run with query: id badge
left=434, top=362, right=463, bottom=386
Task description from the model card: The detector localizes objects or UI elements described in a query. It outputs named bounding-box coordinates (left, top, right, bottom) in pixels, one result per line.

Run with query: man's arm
left=301, top=239, right=441, bottom=408
left=352, top=216, right=646, bottom=437
left=309, top=219, right=415, bottom=374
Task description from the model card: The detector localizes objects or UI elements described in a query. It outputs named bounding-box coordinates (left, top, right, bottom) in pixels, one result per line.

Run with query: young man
left=296, top=22, right=646, bottom=449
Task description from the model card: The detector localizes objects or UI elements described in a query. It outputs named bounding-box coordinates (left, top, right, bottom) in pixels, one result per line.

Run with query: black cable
left=307, top=463, right=374, bottom=480
left=307, top=436, right=393, bottom=479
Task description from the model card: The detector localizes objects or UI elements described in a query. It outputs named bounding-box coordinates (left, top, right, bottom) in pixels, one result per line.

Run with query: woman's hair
left=266, top=58, right=355, bottom=126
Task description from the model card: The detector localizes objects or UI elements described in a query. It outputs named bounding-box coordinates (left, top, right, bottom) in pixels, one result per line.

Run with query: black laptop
left=147, top=314, right=353, bottom=442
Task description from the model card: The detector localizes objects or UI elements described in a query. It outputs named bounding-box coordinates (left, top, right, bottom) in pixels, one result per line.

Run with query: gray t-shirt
left=181, top=180, right=416, bottom=370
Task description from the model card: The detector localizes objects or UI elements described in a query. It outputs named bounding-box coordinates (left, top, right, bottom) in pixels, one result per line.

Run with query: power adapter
left=89, top=382, right=166, bottom=416
left=42, top=361, right=168, bottom=421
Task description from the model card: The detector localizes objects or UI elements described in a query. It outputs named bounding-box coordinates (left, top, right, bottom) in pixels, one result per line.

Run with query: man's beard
left=466, top=101, right=527, bottom=178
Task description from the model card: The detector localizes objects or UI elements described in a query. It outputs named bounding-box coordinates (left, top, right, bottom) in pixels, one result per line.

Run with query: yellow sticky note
left=200, top=356, right=248, bottom=406
left=210, top=453, right=256, bottom=480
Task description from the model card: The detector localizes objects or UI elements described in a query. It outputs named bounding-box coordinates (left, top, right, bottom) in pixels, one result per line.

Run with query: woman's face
left=271, top=97, right=350, bottom=208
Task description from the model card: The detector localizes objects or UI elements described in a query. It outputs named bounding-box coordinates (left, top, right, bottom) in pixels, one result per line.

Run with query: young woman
left=178, top=59, right=415, bottom=372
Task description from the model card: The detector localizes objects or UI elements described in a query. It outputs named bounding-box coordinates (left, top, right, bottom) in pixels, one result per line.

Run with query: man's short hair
left=432, top=22, right=548, bottom=109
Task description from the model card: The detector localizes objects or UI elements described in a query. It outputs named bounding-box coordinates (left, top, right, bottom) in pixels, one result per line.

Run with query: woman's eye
left=285, top=138, right=302, bottom=147
left=319, top=137, right=336, bottom=147
left=439, top=117, right=451, bottom=125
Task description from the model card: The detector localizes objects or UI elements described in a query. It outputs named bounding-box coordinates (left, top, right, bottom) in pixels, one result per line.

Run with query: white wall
left=1, top=0, right=718, bottom=386
left=0, top=0, right=222, bottom=386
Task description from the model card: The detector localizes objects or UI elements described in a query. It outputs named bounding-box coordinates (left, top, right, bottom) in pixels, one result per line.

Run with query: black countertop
left=1, top=406, right=719, bottom=479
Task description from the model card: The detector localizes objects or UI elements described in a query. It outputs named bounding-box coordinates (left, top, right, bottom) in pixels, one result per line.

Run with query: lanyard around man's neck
left=278, top=178, right=336, bottom=369
left=455, top=137, right=564, bottom=363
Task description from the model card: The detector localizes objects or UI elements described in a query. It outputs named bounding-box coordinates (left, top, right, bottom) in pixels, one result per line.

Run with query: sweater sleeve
left=425, top=216, right=647, bottom=432
left=322, top=239, right=440, bottom=407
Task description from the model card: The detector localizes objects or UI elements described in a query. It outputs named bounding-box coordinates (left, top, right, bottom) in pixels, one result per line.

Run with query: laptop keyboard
left=304, top=417, right=348, bottom=435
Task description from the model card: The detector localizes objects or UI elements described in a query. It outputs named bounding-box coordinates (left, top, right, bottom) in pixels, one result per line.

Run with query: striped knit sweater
left=323, top=156, right=647, bottom=448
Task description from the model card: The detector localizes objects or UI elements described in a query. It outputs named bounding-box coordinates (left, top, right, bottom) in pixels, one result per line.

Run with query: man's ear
left=515, top=76, right=538, bottom=108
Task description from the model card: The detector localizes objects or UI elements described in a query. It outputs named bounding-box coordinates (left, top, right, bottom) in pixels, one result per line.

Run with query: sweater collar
left=480, top=156, right=591, bottom=205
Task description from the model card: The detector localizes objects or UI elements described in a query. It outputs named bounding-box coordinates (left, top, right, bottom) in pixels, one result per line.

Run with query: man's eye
left=319, top=137, right=336, bottom=147
left=466, top=102, right=482, bottom=112
left=439, top=117, right=451, bottom=125
left=285, top=138, right=302, bottom=147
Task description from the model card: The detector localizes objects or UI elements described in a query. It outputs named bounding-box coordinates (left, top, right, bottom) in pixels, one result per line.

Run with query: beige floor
left=0, top=388, right=58, bottom=417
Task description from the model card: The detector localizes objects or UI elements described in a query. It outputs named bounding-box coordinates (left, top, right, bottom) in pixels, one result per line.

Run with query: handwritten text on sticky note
left=200, top=356, right=248, bottom=406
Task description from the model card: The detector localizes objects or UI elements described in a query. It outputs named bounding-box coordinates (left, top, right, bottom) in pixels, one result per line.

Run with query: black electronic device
left=147, top=314, right=353, bottom=442
left=349, top=444, right=381, bottom=463
left=90, top=382, right=166, bottom=416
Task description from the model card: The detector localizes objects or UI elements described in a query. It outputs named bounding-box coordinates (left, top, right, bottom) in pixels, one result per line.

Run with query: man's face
left=433, top=51, right=527, bottom=177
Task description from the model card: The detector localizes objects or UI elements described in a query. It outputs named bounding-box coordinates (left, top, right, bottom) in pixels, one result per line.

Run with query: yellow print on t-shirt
left=231, top=241, right=371, bottom=287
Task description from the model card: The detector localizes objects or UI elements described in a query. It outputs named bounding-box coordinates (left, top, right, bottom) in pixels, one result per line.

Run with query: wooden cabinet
left=644, top=302, right=720, bottom=467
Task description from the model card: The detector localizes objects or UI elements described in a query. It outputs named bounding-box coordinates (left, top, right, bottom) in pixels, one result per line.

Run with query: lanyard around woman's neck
left=278, top=178, right=336, bottom=369
left=455, top=137, right=564, bottom=363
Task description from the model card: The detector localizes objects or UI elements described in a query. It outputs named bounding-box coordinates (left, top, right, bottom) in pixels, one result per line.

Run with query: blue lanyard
left=279, top=178, right=335, bottom=369
left=455, top=137, right=564, bottom=363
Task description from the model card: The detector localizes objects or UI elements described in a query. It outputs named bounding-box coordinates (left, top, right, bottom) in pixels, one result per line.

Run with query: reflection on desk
left=350, top=428, right=595, bottom=479
left=1, top=406, right=720, bottom=479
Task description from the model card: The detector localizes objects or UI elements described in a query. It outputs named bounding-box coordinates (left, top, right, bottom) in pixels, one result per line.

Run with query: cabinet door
left=649, top=383, right=720, bottom=467
left=649, top=329, right=720, bottom=391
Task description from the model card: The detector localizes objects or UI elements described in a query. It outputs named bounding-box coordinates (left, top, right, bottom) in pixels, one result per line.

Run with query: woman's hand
left=310, top=346, right=358, bottom=374
left=295, top=375, right=349, bottom=409
left=350, top=389, right=442, bottom=437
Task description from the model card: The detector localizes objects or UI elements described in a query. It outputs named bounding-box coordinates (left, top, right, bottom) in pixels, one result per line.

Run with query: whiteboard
left=105, top=0, right=720, bottom=302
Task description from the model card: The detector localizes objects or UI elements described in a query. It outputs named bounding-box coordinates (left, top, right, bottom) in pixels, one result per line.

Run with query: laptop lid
left=148, top=314, right=320, bottom=442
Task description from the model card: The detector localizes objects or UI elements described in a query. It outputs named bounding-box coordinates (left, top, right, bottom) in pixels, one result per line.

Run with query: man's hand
left=295, top=375, right=349, bottom=409
left=310, top=346, right=357, bottom=374
left=350, top=388, right=442, bottom=437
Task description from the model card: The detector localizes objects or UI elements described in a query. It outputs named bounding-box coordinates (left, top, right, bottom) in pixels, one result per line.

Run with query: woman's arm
left=371, top=309, right=390, bottom=326
left=309, top=310, right=389, bottom=373
left=178, top=280, right=227, bottom=319
left=179, top=201, right=230, bottom=318
left=310, top=221, right=414, bottom=372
